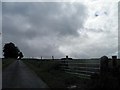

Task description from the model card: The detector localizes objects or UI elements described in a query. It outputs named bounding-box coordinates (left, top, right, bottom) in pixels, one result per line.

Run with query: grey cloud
left=2, top=2, right=88, bottom=58
left=3, top=2, right=87, bottom=36
left=3, top=2, right=116, bottom=59
left=27, top=3, right=87, bottom=36
left=119, top=2, right=120, bottom=58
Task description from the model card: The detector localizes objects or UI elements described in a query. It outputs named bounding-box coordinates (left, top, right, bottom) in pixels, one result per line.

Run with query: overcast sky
left=2, top=0, right=119, bottom=59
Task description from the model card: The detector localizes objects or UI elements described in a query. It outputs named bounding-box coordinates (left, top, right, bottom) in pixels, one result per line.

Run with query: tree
left=3, top=42, right=20, bottom=59
left=18, top=52, right=23, bottom=59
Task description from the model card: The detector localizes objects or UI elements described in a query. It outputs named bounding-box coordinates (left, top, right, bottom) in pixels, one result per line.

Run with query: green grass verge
left=2, top=58, right=16, bottom=70
left=23, top=60, right=89, bottom=88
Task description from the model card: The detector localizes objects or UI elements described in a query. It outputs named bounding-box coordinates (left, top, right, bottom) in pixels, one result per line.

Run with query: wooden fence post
left=52, top=56, right=54, bottom=60
left=112, top=56, right=117, bottom=68
left=100, top=56, right=109, bottom=75
left=65, top=56, right=68, bottom=67
left=112, top=56, right=118, bottom=76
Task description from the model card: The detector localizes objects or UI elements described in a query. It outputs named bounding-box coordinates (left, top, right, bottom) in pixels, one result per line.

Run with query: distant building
left=61, top=56, right=72, bottom=60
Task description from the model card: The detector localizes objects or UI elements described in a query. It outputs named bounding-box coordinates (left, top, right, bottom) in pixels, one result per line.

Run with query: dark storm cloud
left=2, top=2, right=88, bottom=58
left=3, top=2, right=87, bottom=36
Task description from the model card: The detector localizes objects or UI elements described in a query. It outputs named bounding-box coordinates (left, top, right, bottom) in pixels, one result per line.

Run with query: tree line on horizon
left=3, top=42, right=23, bottom=59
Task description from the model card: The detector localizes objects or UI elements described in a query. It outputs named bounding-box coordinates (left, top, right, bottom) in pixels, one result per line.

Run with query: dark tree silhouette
left=3, top=42, right=20, bottom=59
left=18, top=52, right=23, bottom=59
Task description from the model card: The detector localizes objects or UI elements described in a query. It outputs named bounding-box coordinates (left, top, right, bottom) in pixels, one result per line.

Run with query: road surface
left=3, top=60, right=49, bottom=88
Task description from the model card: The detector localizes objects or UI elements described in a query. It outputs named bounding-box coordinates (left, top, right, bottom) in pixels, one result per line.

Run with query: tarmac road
left=2, top=60, right=49, bottom=88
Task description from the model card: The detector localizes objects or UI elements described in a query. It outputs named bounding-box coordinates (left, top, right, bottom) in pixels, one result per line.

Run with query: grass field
left=3, top=58, right=120, bottom=89
left=22, top=59, right=89, bottom=88
left=2, top=58, right=15, bottom=69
